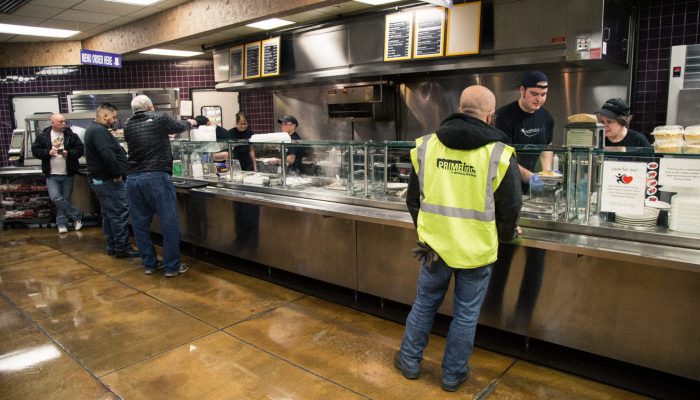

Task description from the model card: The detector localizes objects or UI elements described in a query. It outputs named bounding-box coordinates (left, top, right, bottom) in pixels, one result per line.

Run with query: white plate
left=387, top=182, right=408, bottom=190
left=617, top=207, right=659, bottom=220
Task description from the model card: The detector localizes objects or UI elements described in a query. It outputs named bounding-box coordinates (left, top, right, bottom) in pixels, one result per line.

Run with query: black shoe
left=441, top=373, right=469, bottom=392
left=144, top=261, right=163, bottom=275
left=107, top=249, right=115, bottom=256
left=393, top=351, right=420, bottom=379
left=114, top=248, right=140, bottom=258
left=165, top=263, right=189, bottom=278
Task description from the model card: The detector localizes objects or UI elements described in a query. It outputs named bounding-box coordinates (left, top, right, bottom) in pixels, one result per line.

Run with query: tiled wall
left=240, top=90, right=275, bottom=134
left=0, top=59, right=216, bottom=166
left=632, top=0, right=700, bottom=135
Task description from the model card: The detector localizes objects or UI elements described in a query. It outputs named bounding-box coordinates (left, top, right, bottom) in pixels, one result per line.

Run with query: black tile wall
left=240, top=90, right=275, bottom=134
left=0, top=59, right=216, bottom=166
left=632, top=0, right=700, bottom=135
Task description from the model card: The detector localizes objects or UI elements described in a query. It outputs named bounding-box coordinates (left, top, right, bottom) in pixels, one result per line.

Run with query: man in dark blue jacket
left=124, top=95, right=195, bottom=277
left=84, top=103, right=139, bottom=258
left=31, top=113, right=84, bottom=234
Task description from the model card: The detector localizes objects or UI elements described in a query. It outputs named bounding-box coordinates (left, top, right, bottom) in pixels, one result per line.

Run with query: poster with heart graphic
left=601, top=161, right=647, bottom=215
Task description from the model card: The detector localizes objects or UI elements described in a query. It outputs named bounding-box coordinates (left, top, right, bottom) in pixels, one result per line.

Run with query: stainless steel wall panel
left=290, top=25, right=349, bottom=72
left=493, top=0, right=568, bottom=52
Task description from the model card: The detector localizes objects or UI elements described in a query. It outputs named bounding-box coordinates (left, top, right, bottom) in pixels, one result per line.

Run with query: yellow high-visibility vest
left=410, top=134, right=514, bottom=268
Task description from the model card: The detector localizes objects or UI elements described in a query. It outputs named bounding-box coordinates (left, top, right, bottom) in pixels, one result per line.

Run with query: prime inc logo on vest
left=437, top=158, right=476, bottom=176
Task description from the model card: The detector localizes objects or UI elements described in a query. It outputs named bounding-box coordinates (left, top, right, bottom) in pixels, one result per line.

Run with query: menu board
left=384, top=12, right=413, bottom=61
left=229, top=45, right=243, bottom=81
left=413, top=7, right=445, bottom=58
left=262, top=37, right=281, bottom=77
left=244, top=42, right=261, bottom=79
left=446, top=1, right=482, bottom=56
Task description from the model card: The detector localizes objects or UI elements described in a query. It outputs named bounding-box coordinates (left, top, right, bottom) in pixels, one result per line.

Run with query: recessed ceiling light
left=0, top=23, right=79, bottom=38
left=353, top=0, right=402, bottom=5
left=139, top=49, right=203, bottom=57
left=105, top=0, right=163, bottom=5
left=246, top=18, right=295, bottom=30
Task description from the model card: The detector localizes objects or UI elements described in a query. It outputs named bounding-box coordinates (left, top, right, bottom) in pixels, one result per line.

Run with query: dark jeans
left=89, top=178, right=131, bottom=252
left=126, top=171, right=181, bottom=273
left=46, top=175, right=82, bottom=227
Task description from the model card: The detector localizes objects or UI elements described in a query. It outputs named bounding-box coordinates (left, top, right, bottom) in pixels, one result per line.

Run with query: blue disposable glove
left=529, top=174, right=544, bottom=192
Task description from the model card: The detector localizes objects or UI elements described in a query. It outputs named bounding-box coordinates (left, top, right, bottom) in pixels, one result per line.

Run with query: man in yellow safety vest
left=394, top=85, right=522, bottom=392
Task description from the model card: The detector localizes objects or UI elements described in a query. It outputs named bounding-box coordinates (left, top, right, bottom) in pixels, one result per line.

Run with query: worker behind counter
left=278, top=115, right=304, bottom=174
left=212, top=111, right=257, bottom=172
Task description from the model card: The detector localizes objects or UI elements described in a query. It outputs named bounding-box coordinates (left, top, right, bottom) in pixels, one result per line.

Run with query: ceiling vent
left=0, top=0, right=31, bottom=14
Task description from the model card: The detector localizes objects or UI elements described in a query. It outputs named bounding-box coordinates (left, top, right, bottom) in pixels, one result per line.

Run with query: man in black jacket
left=31, top=113, right=84, bottom=234
left=84, top=103, right=139, bottom=258
left=124, top=95, right=195, bottom=277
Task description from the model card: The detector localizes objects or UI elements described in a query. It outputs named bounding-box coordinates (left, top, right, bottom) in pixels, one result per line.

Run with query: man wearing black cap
left=194, top=115, right=228, bottom=139
left=495, top=70, right=555, bottom=188
left=595, top=98, right=650, bottom=147
left=277, top=115, right=304, bottom=174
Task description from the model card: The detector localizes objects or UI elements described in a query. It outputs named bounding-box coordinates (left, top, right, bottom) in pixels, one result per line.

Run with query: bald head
left=50, top=113, right=66, bottom=132
left=458, top=85, right=496, bottom=123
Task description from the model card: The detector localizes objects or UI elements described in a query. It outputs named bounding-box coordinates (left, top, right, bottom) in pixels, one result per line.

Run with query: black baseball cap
left=277, top=115, right=298, bottom=125
left=520, top=70, right=549, bottom=89
left=596, top=98, right=631, bottom=119
left=194, top=115, right=209, bottom=127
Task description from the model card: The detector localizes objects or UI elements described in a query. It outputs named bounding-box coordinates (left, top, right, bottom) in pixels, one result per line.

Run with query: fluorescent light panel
left=353, top=0, right=402, bottom=5
left=105, top=0, right=163, bottom=5
left=246, top=18, right=295, bottom=30
left=0, top=23, right=79, bottom=38
left=140, top=49, right=202, bottom=57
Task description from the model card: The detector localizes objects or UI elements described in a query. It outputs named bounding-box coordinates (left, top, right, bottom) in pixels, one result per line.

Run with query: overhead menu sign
left=384, top=12, right=413, bottom=61
left=244, top=42, right=261, bottom=79
left=262, top=37, right=281, bottom=77
left=230, top=45, right=243, bottom=81
left=80, top=49, right=122, bottom=68
left=446, top=1, right=482, bottom=56
left=413, top=7, right=445, bottom=58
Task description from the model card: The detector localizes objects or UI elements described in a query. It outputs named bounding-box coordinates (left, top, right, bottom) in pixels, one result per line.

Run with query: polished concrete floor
left=0, top=227, right=651, bottom=399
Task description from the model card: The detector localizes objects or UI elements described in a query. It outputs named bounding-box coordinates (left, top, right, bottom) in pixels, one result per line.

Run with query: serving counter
left=161, top=140, right=700, bottom=381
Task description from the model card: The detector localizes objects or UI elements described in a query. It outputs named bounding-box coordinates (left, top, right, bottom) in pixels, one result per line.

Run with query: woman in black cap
left=595, top=98, right=650, bottom=148
left=216, top=112, right=257, bottom=171
left=278, top=115, right=304, bottom=174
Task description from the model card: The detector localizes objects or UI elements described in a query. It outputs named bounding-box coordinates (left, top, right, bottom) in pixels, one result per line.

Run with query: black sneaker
left=114, top=248, right=140, bottom=258
left=165, top=263, right=189, bottom=278
left=144, top=261, right=163, bottom=275
left=107, top=248, right=115, bottom=256
left=393, top=351, right=420, bottom=379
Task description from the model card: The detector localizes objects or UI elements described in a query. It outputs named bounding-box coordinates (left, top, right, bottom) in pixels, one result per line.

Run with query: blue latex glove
left=529, top=174, right=544, bottom=192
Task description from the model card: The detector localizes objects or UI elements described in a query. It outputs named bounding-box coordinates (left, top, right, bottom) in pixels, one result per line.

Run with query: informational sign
left=659, top=158, right=700, bottom=187
left=262, top=37, right=281, bottom=77
left=446, top=1, right=482, bottom=56
left=80, top=49, right=122, bottom=68
left=384, top=12, right=413, bottom=61
left=244, top=42, right=261, bottom=79
left=600, top=161, right=647, bottom=215
left=229, top=45, right=243, bottom=81
left=414, top=7, right=445, bottom=58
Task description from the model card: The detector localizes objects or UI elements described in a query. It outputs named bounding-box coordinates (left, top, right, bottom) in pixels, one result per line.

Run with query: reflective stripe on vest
left=415, top=135, right=506, bottom=222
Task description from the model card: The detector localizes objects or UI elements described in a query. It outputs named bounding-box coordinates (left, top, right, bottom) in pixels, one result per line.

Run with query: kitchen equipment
left=564, top=122, right=604, bottom=148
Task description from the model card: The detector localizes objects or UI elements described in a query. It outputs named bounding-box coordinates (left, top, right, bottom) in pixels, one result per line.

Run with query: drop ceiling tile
left=53, top=10, right=121, bottom=24
left=0, top=33, right=17, bottom=42
left=28, top=0, right=83, bottom=8
left=11, top=5, right=65, bottom=19
left=40, top=20, right=99, bottom=32
left=73, top=0, right=145, bottom=16
left=0, top=15, right=45, bottom=25
left=151, top=0, right=191, bottom=10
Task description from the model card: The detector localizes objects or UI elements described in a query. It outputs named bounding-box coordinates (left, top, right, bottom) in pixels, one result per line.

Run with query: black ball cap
left=596, top=98, right=631, bottom=119
left=194, top=115, right=209, bottom=127
left=277, top=115, right=298, bottom=125
left=520, top=70, right=548, bottom=88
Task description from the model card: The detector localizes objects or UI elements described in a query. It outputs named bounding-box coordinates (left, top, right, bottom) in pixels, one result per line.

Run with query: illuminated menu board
left=384, top=12, right=413, bottom=61
left=229, top=45, right=243, bottom=80
left=446, top=1, right=482, bottom=56
left=244, top=42, right=261, bottom=79
left=262, top=37, right=281, bottom=77
left=414, top=7, right=445, bottom=58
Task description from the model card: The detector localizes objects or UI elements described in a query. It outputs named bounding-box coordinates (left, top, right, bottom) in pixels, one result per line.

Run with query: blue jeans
left=399, top=258, right=492, bottom=384
left=89, top=178, right=131, bottom=252
left=126, top=171, right=181, bottom=273
left=46, top=175, right=82, bottom=228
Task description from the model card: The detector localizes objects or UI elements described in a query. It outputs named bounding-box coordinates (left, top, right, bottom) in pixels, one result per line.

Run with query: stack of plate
left=615, top=207, right=659, bottom=227
left=669, top=194, right=700, bottom=234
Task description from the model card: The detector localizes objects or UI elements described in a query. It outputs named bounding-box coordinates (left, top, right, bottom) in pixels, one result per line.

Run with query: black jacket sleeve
left=66, top=130, right=84, bottom=160
left=31, top=134, right=50, bottom=160
left=406, top=168, right=420, bottom=227
left=494, top=155, right=522, bottom=241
